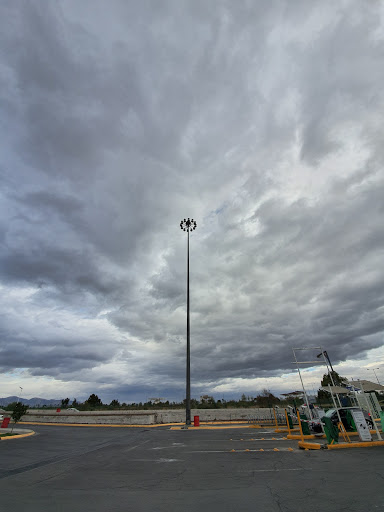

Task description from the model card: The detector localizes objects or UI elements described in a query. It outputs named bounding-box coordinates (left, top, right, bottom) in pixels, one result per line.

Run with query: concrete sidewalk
left=0, top=427, right=35, bottom=441
left=0, top=427, right=34, bottom=434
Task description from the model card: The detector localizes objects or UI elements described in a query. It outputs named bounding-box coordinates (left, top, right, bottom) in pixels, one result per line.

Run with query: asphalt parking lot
left=0, top=424, right=383, bottom=512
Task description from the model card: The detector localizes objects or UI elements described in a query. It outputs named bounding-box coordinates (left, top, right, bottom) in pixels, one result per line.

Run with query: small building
left=148, top=398, right=164, bottom=405
left=281, top=391, right=304, bottom=399
left=348, top=380, right=384, bottom=393
left=200, top=395, right=214, bottom=403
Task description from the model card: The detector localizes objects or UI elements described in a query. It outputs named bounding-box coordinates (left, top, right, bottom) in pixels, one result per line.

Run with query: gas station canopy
left=349, top=380, right=384, bottom=392
left=320, top=386, right=351, bottom=394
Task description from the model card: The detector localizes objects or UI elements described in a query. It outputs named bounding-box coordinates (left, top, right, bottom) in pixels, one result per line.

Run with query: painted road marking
left=130, top=458, right=183, bottom=463
left=236, top=468, right=310, bottom=472
left=187, top=448, right=298, bottom=453
left=170, top=426, right=278, bottom=431
left=152, top=445, right=185, bottom=450
left=230, top=438, right=288, bottom=441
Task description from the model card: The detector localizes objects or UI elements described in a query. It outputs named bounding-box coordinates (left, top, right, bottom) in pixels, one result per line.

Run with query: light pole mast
left=180, top=217, right=197, bottom=426
left=367, top=368, right=381, bottom=385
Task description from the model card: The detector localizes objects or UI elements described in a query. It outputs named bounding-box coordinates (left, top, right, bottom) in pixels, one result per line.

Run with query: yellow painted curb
left=19, top=421, right=254, bottom=429
left=298, top=440, right=322, bottom=450
left=287, top=434, right=326, bottom=440
left=340, top=430, right=382, bottom=436
left=288, top=431, right=380, bottom=440
left=274, top=428, right=300, bottom=433
left=19, top=422, right=173, bottom=428
left=1, top=431, right=35, bottom=441
left=170, top=424, right=251, bottom=430
left=328, top=441, right=384, bottom=450
left=274, top=428, right=289, bottom=432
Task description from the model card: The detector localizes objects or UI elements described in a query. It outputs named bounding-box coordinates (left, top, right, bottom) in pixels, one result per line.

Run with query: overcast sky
left=1, top=1, right=383, bottom=403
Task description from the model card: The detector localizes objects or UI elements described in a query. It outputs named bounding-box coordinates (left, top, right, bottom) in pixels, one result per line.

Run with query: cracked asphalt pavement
left=0, top=424, right=383, bottom=511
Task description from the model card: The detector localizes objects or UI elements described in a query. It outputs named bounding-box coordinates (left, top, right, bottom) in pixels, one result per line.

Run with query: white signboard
left=351, top=410, right=372, bottom=442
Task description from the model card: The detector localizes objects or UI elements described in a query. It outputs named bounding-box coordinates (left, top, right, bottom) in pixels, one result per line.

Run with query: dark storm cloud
left=0, top=336, right=105, bottom=374
left=148, top=168, right=384, bottom=384
left=0, top=1, right=383, bottom=399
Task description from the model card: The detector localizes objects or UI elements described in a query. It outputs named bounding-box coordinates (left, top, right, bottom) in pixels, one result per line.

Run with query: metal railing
left=247, top=411, right=298, bottom=426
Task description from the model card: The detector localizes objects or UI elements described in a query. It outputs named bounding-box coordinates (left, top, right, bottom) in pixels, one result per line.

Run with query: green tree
left=110, top=399, right=120, bottom=407
left=317, top=388, right=331, bottom=406
left=321, top=371, right=348, bottom=387
left=61, top=398, right=70, bottom=408
left=11, top=403, right=29, bottom=432
left=254, top=389, right=280, bottom=408
left=5, top=401, right=19, bottom=411
left=72, top=398, right=78, bottom=407
left=85, top=394, right=102, bottom=407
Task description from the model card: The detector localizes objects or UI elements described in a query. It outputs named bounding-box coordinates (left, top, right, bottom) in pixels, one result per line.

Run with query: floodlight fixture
left=179, top=217, right=197, bottom=426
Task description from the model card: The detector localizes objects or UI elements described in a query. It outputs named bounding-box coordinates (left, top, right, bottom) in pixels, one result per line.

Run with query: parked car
left=308, top=418, right=323, bottom=433
left=66, top=408, right=79, bottom=412
left=323, top=407, right=374, bottom=430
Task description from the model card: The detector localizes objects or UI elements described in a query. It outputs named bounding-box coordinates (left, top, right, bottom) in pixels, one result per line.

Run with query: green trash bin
left=322, top=416, right=339, bottom=444
left=380, top=411, right=384, bottom=432
left=300, top=414, right=311, bottom=435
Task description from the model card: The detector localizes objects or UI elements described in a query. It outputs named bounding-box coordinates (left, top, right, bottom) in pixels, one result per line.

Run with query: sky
left=1, top=1, right=384, bottom=403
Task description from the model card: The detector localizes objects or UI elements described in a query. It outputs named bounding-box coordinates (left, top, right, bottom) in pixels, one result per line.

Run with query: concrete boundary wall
left=22, top=410, right=156, bottom=425
left=154, top=408, right=285, bottom=423
left=21, top=408, right=284, bottom=425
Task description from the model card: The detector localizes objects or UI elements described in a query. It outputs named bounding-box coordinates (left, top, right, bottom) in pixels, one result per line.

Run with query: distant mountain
left=0, top=396, right=61, bottom=407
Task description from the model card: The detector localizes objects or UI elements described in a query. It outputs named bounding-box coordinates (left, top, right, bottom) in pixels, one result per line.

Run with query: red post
left=1, top=417, right=10, bottom=428
left=56, top=408, right=61, bottom=412
left=194, top=415, right=200, bottom=427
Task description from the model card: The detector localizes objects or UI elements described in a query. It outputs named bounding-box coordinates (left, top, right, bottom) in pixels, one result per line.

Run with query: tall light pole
left=366, top=367, right=381, bottom=385
left=317, top=350, right=334, bottom=373
left=180, top=217, right=197, bottom=426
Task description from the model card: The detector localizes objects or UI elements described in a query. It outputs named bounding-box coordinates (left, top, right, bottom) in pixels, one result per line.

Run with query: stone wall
left=21, top=407, right=285, bottom=425
left=22, top=410, right=155, bottom=425
left=156, top=407, right=288, bottom=423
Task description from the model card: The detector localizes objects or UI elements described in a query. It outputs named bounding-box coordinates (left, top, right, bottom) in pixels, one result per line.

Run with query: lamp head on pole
left=180, top=218, right=197, bottom=232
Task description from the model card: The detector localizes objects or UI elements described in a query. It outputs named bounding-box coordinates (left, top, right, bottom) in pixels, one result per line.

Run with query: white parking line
left=239, top=468, right=309, bottom=472
left=230, top=438, right=287, bottom=441
left=130, top=458, right=183, bottom=463
left=187, top=448, right=297, bottom=453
